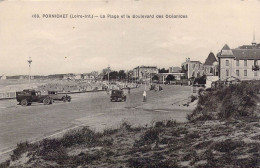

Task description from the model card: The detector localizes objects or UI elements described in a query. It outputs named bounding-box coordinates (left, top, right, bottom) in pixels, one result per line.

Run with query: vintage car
left=110, top=90, right=126, bottom=102
left=48, top=91, right=71, bottom=102
left=16, top=89, right=53, bottom=106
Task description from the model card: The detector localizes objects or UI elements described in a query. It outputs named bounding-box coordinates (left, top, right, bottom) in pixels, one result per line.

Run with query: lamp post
left=143, top=70, right=147, bottom=102
left=27, top=57, right=32, bottom=83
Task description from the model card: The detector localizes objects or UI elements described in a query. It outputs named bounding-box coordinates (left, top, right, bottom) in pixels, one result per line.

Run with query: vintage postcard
left=0, top=0, right=260, bottom=167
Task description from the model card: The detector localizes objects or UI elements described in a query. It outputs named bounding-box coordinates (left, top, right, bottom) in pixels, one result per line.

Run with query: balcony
left=252, top=65, right=260, bottom=71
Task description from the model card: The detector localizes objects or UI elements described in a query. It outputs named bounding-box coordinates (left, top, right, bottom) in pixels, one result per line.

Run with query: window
left=226, top=69, right=229, bottom=76
left=244, top=60, right=247, bottom=66
left=236, top=70, right=239, bottom=76
left=210, top=68, right=213, bottom=73
left=254, top=71, right=258, bottom=77
left=244, top=70, right=247, bottom=76
left=226, top=60, right=229, bottom=66
left=236, top=60, right=239, bottom=66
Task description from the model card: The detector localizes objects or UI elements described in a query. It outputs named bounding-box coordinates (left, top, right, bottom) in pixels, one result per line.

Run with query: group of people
left=38, top=81, right=104, bottom=92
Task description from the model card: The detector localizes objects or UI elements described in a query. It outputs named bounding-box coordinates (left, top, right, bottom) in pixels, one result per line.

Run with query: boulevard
left=0, top=85, right=193, bottom=161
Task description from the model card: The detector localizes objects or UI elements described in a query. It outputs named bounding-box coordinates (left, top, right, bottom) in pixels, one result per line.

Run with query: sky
left=0, top=0, right=260, bottom=75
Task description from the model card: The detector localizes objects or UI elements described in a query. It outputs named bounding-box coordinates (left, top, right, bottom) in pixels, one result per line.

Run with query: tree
left=109, top=71, right=119, bottom=80
left=159, top=68, right=169, bottom=73
left=152, top=75, right=159, bottom=81
left=118, top=70, right=126, bottom=80
left=166, top=74, right=175, bottom=81
left=103, top=71, right=119, bottom=80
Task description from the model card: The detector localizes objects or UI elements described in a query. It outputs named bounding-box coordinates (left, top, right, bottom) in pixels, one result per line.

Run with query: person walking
left=143, top=90, right=147, bottom=102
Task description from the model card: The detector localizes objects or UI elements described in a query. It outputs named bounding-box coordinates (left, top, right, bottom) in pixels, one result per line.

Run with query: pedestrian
left=128, top=87, right=131, bottom=94
left=143, top=90, right=147, bottom=102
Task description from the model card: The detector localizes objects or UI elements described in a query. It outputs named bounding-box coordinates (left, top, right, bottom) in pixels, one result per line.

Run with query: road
left=0, top=85, right=194, bottom=161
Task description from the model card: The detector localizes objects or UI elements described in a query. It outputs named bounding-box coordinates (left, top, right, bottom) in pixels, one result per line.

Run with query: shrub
left=154, top=121, right=165, bottom=128
left=127, top=157, right=179, bottom=168
left=71, top=151, right=103, bottom=166
left=36, top=138, right=68, bottom=164
left=61, top=127, right=99, bottom=147
left=135, top=128, right=161, bottom=146
left=213, top=139, right=245, bottom=153
left=165, top=120, right=178, bottom=127
left=171, top=126, right=188, bottom=137
left=0, top=160, right=10, bottom=168
left=142, top=128, right=160, bottom=144
left=103, top=128, right=119, bottom=136
left=11, top=141, right=31, bottom=161
left=190, top=95, right=198, bottom=102
left=188, top=81, right=258, bottom=122
left=120, top=121, right=132, bottom=130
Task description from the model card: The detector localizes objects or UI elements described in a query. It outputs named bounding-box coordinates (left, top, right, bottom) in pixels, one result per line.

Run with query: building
left=62, top=73, right=75, bottom=80
left=218, top=38, right=260, bottom=81
left=203, top=52, right=219, bottom=76
left=157, top=73, right=185, bottom=83
left=181, top=58, right=204, bottom=79
left=82, top=73, right=96, bottom=81
left=133, top=66, right=159, bottom=80
left=0, top=74, right=6, bottom=80
left=169, top=67, right=181, bottom=73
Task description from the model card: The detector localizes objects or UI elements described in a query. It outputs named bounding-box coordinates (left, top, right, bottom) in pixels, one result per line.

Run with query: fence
left=0, top=92, right=16, bottom=100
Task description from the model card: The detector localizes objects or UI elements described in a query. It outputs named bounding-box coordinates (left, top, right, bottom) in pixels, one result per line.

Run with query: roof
left=140, top=66, right=157, bottom=68
left=232, top=49, right=260, bottom=60
left=237, top=43, right=260, bottom=49
left=190, top=61, right=202, bottom=64
left=222, top=44, right=231, bottom=50
left=204, top=52, right=217, bottom=65
left=218, top=44, right=235, bottom=57
left=218, top=43, right=260, bottom=60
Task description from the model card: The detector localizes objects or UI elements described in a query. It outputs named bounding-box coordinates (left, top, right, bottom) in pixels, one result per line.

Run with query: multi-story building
left=218, top=39, right=260, bottom=81
left=181, top=58, right=204, bottom=79
left=133, top=66, right=158, bottom=80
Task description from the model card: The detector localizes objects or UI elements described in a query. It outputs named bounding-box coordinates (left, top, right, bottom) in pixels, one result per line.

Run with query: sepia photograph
left=0, top=0, right=260, bottom=167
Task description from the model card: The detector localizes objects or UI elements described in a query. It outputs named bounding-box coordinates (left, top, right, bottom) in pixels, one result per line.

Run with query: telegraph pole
left=108, top=65, right=110, bottom=83
left=27, top=57, right=32, bottom=83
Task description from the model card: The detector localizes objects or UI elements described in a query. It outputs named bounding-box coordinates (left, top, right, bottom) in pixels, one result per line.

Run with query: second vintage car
left=48, top=91, right=71, bottom=102
left=110, top=90, right=126, bottom=102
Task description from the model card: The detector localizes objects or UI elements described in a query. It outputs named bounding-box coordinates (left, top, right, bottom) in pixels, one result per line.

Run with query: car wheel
left=43, top=97, right=51, bottom=105
left=21, top=99, right=28, bottom=106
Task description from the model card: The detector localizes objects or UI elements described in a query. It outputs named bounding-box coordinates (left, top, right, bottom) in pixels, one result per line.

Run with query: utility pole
left=108, top=65, right=110, bottom=89
left=27, top=57, right=32, bottom=83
